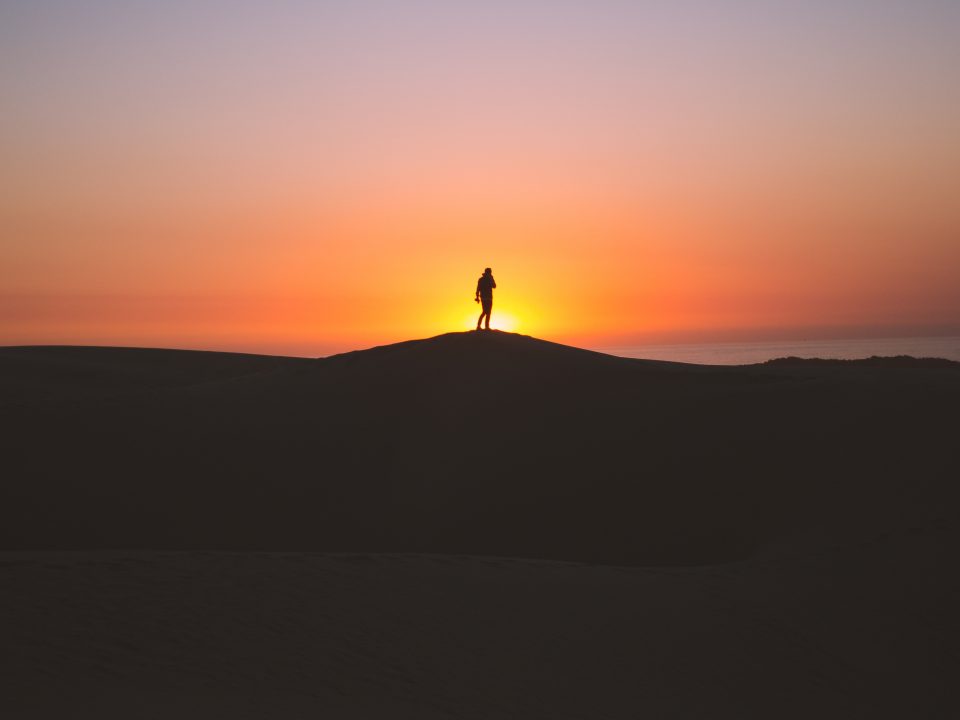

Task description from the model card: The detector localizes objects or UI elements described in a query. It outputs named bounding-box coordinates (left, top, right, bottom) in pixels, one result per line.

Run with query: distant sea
left=600, top=336, right=960, bottom=366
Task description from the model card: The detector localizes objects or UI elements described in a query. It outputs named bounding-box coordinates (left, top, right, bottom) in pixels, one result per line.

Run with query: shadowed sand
left=1, top=331, right=958, bottom=718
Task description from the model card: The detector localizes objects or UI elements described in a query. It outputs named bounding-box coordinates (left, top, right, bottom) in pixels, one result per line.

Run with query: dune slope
left=2, top=331, right=958, bottom=564
left=2, top=332, right=959, bottom=718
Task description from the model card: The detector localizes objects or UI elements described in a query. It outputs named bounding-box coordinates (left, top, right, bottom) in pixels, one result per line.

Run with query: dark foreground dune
left=1, top=332, right=958, bottom=718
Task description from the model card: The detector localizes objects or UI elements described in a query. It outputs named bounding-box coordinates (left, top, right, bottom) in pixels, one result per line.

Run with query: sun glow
left=460, top=309, right=520, bottom=333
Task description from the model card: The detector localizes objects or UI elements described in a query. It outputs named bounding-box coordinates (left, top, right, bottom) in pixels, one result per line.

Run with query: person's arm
left=475, top=279, right=481, bottom=301
left=491, top=277, right=497, bottom=289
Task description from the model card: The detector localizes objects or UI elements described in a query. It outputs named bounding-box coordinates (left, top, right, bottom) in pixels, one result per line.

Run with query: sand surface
left=1, top=332, right=958, bottom=717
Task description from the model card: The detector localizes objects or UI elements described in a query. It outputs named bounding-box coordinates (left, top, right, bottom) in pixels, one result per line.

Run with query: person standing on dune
left=475, top=267, right=496, bottom=331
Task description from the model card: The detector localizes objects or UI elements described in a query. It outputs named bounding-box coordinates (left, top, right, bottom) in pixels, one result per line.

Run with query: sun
left=460, top=310, right=520, bottom=333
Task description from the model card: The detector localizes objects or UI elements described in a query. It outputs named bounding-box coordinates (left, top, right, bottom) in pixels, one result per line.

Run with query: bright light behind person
left=461, top=311, right=519, bottom=333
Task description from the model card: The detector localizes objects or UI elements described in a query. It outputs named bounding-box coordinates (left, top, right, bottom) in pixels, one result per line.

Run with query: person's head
left=484, top=267, right=492, bottom=275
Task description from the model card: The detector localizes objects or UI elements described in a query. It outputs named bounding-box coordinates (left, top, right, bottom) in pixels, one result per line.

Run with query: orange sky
left=2, top=1, right=959, bottom=355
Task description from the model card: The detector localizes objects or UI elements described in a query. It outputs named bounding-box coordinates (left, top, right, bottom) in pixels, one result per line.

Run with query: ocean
left=599, top=336, right=960, bottom=366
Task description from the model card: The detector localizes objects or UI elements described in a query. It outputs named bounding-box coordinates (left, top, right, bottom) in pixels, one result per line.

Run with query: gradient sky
left=2, top=0, right=958, bottom=355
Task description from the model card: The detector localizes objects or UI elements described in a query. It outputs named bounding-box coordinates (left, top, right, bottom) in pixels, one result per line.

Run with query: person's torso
left=478, top=275, right=494, bottom=295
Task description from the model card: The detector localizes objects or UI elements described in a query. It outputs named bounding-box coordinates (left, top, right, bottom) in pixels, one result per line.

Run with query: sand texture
left=1, top=332, right=958, bottom=717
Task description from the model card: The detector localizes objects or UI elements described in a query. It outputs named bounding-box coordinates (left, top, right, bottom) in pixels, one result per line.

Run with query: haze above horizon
left=2, top=0, right=959, bottom=355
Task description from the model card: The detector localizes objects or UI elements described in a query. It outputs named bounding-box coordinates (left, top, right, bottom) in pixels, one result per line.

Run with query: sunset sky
left=2, top=0, right=958, bottom=355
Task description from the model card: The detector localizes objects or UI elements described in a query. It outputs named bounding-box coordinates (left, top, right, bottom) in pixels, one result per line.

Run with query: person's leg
left=482, top=300, right=492, bottom=329
left=477, top=309, right=485, bottom=330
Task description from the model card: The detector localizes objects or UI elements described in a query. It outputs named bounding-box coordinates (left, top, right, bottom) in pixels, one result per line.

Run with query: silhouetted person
left=475, top=267, right=496, bottom=330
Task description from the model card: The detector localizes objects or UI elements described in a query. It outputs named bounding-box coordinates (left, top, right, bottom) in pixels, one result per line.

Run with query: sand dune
left=2, top=331, right=957, bottom=563
left=1, top=332, right=958, bottom=717
left=3, top=528, right=957, bottom=719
